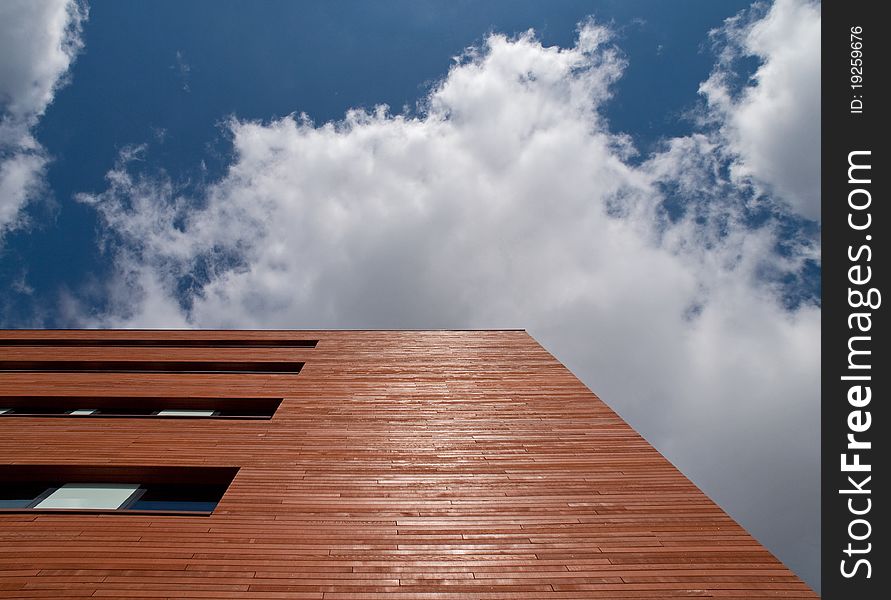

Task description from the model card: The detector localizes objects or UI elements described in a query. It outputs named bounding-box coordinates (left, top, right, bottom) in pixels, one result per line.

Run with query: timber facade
left=0, top=329, right=816, bottom=598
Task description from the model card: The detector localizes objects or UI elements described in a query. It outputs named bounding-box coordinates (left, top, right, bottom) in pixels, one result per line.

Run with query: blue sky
left=9, top=0, right=755, bottom=321
left=1, top=0, right=820, bottom=590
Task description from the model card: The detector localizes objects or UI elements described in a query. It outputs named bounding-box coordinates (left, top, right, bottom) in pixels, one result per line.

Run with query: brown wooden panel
left=0, top=330, right=817, bottom=598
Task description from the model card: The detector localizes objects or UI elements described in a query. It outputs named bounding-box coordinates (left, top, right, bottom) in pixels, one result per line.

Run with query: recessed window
left=0, top=465, right=238, bottom=515
left=0, top=360, right=302, bottom=374
left=128, top=484, right=223, bottom=512
left=0, top=397, right=282, bottom=419
left=34, top=483, right=140, bottom=510
left=0, top=337, right=317, bottom=348
left=0, top=483, right=51, bottom=508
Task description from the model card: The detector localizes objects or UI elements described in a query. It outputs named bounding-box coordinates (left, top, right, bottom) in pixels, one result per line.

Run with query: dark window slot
left=0, top=360, right=302, bottom=374
left=0, top=482, right=54, bottom=509
left=127, top=484, right=226, bottom=513
left=0, top=396, right=282, bottom=419
left=0, top=338, right=317, bottom=348
left=0, top=466, right=238, bottom=515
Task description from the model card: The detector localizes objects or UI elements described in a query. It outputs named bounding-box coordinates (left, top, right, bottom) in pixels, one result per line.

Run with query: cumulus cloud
left=0, top=0, right=87, bottom=235
left=77, top=7, right=820, bottom=590
left=700, top=0, right=821, bottom=219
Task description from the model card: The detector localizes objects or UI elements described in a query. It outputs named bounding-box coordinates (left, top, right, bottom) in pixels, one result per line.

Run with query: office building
left=0, top=329, right=816, bottom=597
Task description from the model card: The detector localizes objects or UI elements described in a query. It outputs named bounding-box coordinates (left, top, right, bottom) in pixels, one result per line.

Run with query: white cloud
left=78, top=11, right=820, bottom=589
left=0, top=0, right=87, bottom=235
left=0, top=138, right=47, bottom=229
left=700, top=0, right=821, bottom=220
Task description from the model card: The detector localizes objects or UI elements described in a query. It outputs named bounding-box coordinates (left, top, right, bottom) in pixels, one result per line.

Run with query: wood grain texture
left=0, top=330, right=817, bottom=599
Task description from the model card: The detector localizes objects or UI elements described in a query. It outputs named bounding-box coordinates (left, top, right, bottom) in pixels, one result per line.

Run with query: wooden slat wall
left=0, top=330, right=817, bottom=599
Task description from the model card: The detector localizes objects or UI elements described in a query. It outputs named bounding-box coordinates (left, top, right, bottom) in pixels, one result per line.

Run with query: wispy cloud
left=172, top=50, right=191, bottom=93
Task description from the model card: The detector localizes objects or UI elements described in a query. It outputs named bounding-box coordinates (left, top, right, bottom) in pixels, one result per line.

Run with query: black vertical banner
left=822, top=1, right=887, bottom=598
